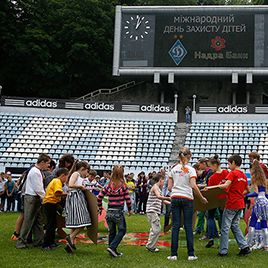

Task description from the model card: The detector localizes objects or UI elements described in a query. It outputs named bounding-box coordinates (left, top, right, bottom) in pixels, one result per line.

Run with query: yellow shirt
left=126, top=181, right=135, bottom=194
left=43, top=178, right=63, bottom=204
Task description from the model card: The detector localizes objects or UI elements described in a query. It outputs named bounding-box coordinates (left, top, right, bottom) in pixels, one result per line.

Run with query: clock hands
left=135, top=15, right=145, bottom=30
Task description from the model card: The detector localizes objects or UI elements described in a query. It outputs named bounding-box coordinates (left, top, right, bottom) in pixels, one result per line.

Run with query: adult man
left=185, top=106, right=192, bottom=124
left=16, top=153, right=51, bottom=249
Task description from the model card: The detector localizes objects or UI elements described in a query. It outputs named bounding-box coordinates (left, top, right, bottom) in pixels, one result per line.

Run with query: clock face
left=123, top=15, right=151, bottom=41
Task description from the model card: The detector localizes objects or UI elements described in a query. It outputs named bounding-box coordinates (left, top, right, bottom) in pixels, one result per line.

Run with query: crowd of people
left=2, top=149, right=268, bottom=261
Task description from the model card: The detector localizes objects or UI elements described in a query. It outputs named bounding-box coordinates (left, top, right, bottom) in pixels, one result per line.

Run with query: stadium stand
left=0, top=111, right=176, bottom=173
left=185, top=121, right=268, bottom=173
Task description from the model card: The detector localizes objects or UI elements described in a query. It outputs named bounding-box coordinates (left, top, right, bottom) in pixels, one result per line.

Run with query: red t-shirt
left=208, top=169, right=229, bottom=200
left=225, top=169, right=248, bottom=209
left=260, top=162, right=268, bottom=179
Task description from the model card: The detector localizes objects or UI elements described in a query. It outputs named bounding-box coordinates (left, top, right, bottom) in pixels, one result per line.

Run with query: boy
left=42, top=168, right=69, bottom=250
left=205, top=154, right=251, bottom=256
left=5, top=172, right=15, bottom=211
left=146, top=173, right=171, bottom=253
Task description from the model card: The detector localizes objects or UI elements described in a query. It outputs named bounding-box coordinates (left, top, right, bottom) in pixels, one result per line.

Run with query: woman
left=167, top=147, right=208, bottom=261
left=64, top=161, right=91, bottom=253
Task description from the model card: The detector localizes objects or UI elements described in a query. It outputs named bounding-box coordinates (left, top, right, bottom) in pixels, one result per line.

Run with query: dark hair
left=248, top=151, right=261, bottom=161
left=37, top=153, right=51, bottom=164
left=193, top=163, right=200, bottom=170
left=88, top=169, right=97, bottom=177
left=199, top=157, right=208, bottom=164
left=56, top=168, right=69, bottom=177
left=153, top=173, right=164, bottom=183
left=209, top=154, right=220, bottom=166
left=228, top=154, right=242, bottom=167
left=75, top=160, right=90, bottom=171
left=49, top=159, right=56, bottom=170
left=59, top=154, right=75, bottom=168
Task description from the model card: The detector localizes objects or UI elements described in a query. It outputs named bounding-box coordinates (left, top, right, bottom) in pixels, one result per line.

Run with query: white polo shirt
left=169, top=163, right=197, bottom=200
left=25, top=166, right=45, bottom=199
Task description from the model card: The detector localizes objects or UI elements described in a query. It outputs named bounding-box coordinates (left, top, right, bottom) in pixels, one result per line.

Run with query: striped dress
left=146, top=185, right=162, bottom=215
left=65, top=173, right=91, bottom=228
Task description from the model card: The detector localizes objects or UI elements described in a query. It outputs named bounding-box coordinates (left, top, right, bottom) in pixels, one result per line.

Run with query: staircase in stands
left=169, top=123, right=190, bottom=166
left=76, top=81, right=144, bottom=101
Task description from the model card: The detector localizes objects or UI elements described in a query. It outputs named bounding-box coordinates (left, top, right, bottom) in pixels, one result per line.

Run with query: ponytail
left=178, top=147, right=192, bottom=166
left=250, top=159, right=267, bottom=188
left=209, top=154, right=220, bottom=166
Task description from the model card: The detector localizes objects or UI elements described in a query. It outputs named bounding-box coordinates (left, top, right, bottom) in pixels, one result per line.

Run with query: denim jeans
left=207, top=208, right=218, bottom=240
left=171, top=198, right=194, bottom=257
left=219, top=209, right=248, bottom=254
left=106, top=208, right=126, bottom=251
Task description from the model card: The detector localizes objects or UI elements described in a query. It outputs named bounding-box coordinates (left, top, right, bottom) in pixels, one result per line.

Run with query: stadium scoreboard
left=113, top=6, right=268, bottom=77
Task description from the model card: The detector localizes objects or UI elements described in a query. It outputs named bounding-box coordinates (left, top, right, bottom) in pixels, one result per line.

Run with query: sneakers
left=199, top=235, right=208, bottom=241
left=146, top=246, right=160, bottom=253
left=107, top=247, right=118, bottom=257
left=188, top=256, right=198, bottom=261
left=16, top=240, right=27, bottom=249
left=238, top=247, right=251, bottom=256
left=205, top=240, right=214, bottom=248
left=167, top=256, right=177, bottom=261
left=115, top=250, right=123, bottom=257
left=42, top=246, right=53, bottom=251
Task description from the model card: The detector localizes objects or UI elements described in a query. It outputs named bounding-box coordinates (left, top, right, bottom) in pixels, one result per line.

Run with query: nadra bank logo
left=217, top=105, right=248, bottom=114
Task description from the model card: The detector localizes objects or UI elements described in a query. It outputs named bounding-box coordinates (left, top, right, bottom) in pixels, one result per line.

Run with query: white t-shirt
left=169, top=163, right=197, bottom=200
left=25, top=166, right=45, bottom=199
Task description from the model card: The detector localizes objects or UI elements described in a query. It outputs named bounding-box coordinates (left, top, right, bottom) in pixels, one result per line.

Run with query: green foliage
left=0, top=0, right=266, bottom=98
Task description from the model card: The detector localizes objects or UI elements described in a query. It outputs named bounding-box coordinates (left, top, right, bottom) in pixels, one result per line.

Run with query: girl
left=246, top=160, right=268, bottom=251
left=97, top=165, right=132, bottom=257
left=137, top=172, right=148, bottom=214
left=205, top=155, right=229, bottom=248
left=65, top=161, right=91, bottom=253
left=167, top=147, right=208, bottom=261
left=126, top=174, right=136, bottom=212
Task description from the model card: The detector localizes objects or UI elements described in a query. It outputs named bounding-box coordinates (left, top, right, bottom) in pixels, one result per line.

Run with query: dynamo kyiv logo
left=169, top=40, right=187, bottom=66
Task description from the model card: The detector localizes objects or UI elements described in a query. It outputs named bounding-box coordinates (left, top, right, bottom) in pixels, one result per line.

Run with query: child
left=206, top=154, right=251, bottom=256
left=65, top=161, right=91, bottom=253
left=146, top=173, right=170, bottom=252
left=126, top=174, right=136, bottom=212
left=42, top=168, right=69, bottom=250
left=246, top=160, right=268, bottom=251
left=5, top=172, right=15, bottom=211
left=86, top=170, right=103, bottom=196
left=205, top=155, right=229, bottom=248
left=97, top=165, right=132, bottom=257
